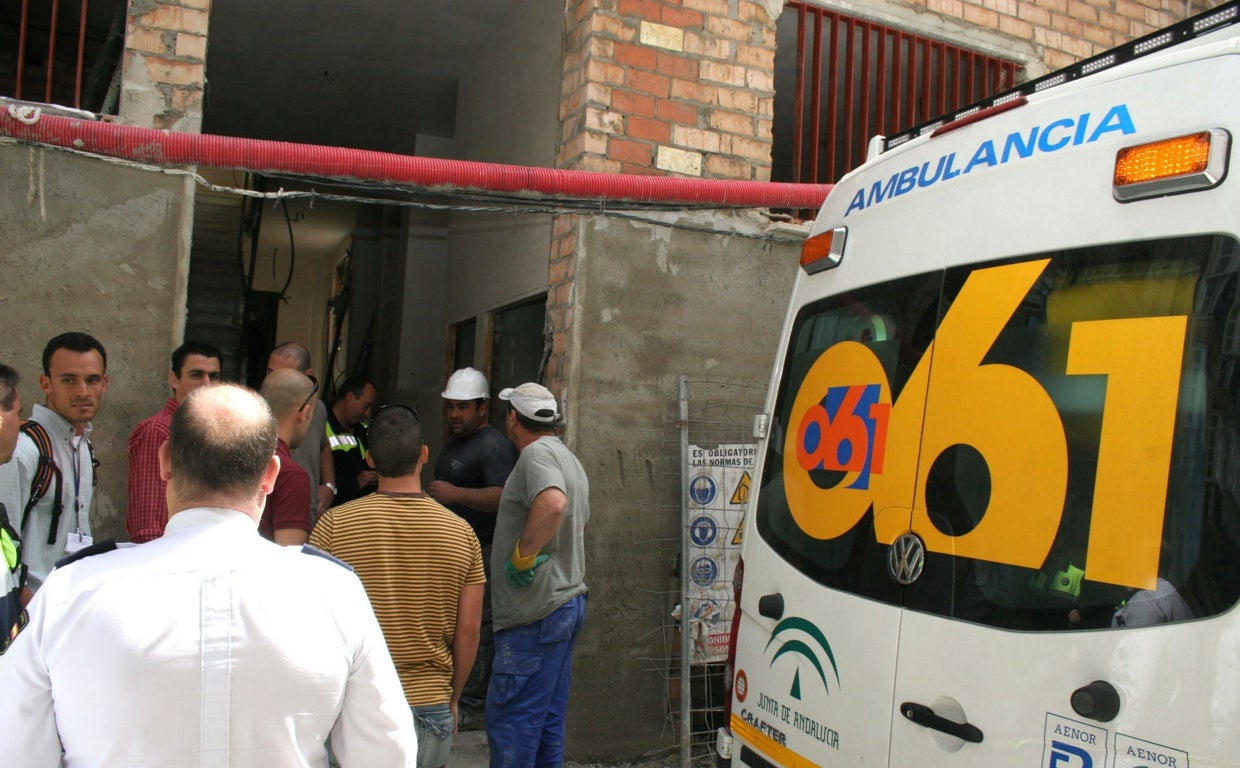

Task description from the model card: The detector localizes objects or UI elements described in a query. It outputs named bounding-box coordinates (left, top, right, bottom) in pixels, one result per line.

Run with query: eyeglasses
left=373, top=402, right=420, bottom=422
left=299, top=375, right=319, bottom=412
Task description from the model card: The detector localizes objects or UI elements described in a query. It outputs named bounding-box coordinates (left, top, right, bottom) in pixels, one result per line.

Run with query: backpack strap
left=87, top=438, right=98, bottom=486
left=19, top=422, right=63, bottom=547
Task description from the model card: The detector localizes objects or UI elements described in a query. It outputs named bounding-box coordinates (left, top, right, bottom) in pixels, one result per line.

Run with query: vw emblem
left=887, top=532, right=925, bottom=586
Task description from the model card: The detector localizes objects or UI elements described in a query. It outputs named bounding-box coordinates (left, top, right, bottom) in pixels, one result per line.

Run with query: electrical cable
left=278, top=197, right=296, bottom=300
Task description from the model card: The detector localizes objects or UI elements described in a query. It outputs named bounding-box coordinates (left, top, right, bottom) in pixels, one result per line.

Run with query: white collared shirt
left=0, top=507, right=417, bottom=767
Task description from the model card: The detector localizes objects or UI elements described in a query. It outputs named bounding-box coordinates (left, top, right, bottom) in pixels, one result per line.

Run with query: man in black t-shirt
left=427, top=367, right=518, bottom=729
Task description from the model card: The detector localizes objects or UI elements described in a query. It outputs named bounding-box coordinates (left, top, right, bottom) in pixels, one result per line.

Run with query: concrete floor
left=446, top=729, right=687, bottom=768
left=449, top=729, right=489, bottom=767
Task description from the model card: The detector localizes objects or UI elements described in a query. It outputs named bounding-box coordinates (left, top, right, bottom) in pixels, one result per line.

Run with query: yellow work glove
left=506, top=541, right=549, bottom=588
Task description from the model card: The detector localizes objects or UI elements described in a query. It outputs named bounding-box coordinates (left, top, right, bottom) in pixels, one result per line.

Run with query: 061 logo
left=796, top=382, right=888, bottom=491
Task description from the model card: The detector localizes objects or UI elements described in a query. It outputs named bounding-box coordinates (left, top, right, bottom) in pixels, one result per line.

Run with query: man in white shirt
left=0, top=383, right=418, bottom=767
left=0, top=332, right=107, bottom=593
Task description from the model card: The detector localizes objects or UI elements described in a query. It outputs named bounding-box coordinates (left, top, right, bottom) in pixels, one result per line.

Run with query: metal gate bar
left=784, top=0, right=1025, bottom=183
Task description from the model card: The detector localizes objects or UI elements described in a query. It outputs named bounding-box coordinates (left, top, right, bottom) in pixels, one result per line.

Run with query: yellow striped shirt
left=310, top=492, right=485, bottom=705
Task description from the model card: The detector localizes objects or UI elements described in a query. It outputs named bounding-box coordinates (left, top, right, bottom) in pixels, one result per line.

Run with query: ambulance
left=719, top=2, right=1240, bottom=767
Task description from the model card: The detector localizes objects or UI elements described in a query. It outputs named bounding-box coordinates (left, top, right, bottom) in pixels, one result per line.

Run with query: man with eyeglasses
left=126, top=341, right=223, bottom=544
left=311, top=403, right=484, bottom=768
left=266, top=341, right=336, bottom=522
left=257, top=368, right=317, bottom=545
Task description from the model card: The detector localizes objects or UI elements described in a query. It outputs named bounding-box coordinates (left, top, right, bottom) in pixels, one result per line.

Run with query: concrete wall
left=562, top=211, right=803, bottom=758
left=0, top=143, right=192, bottom=541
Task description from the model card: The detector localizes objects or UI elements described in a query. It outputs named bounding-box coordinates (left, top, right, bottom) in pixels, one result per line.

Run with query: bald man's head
left=169, top=384, right=277, bottom=503
left=267, top=341, right=312, bottom=375
left=260, top=368, right=316, bottom=421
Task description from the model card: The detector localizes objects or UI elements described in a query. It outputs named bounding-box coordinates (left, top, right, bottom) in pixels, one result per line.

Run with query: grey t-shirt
left=491, top=436, right=589, bottom=631
left=1111, top=577, right=1193, bottom=627
left=290, top=400, right=328, bottom=520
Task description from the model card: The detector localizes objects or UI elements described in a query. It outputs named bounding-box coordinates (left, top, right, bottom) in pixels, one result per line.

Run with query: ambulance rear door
left=883, top=37, right=1240, bottom=768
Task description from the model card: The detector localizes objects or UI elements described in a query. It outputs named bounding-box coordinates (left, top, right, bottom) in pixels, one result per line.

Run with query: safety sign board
left=685, top=443, right=756, bottom=663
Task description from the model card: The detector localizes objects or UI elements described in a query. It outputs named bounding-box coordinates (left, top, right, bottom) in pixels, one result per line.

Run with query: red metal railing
left=783, top=1, right=1023, bottom=184
left=10, top=0, right=97, bottom=109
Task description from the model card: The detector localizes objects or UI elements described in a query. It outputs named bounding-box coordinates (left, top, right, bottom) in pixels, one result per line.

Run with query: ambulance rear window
left=757, top=234, right=1240, bottom=630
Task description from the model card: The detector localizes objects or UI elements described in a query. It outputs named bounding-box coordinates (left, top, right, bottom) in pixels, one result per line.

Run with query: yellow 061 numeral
left=783, top=259, right=1187, bottom=590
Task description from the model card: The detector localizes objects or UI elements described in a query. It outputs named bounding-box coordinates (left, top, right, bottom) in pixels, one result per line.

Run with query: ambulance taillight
left=800, top=227, right=847, bottom=274
left=1113, top=129, right=1230, bottom=201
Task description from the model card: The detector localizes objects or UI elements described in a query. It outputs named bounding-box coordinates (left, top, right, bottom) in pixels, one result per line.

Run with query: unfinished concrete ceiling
left=202, top=0, right=515, bottom=156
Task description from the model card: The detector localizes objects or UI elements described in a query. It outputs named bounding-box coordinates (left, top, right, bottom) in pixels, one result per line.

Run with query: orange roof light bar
left=801, top=227, right=847, bottom=274
left=1114, top=129, right=1230, bottom=201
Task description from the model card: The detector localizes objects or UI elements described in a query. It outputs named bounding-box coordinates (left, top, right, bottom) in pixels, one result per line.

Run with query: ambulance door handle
left=758, top=593, right=784, bottom=619
left=901, top=702, right=984, bottom=744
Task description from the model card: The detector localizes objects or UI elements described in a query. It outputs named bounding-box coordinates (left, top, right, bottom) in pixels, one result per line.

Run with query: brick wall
left=120, top=0, right=211, bottom=131
left=548, top=0, right=780, bottom=395
left=914, top=0, right=1217, bottom=70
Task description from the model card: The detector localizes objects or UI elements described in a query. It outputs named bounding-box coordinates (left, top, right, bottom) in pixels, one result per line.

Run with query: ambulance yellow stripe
left=730, top=713, right=822, bottom=768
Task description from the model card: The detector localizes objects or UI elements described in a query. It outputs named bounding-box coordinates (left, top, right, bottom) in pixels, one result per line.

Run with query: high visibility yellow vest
left=325, top=420, right=366, bottom=458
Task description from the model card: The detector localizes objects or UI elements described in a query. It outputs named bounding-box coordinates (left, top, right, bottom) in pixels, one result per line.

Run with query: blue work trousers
left=486, top=594, right=586, bottom=768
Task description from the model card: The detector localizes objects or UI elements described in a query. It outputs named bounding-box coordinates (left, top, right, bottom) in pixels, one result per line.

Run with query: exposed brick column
left=546, top=0, right=778, bottom=397
left=557, top=0, right=776, bottom=179
left=120, top=0, right=211, bottom=131
left=545, top=214, right=578, bottom=397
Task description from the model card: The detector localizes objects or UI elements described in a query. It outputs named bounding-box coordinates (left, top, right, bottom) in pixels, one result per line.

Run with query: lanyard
left=68, top=435, right=83, bottom=530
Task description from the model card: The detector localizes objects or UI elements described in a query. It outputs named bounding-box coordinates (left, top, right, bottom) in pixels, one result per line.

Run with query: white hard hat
left=442, top=367, right=490, bottom=400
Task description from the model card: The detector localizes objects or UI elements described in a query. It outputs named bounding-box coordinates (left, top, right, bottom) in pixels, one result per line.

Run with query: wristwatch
left=322, top=481, right=338, bottom=497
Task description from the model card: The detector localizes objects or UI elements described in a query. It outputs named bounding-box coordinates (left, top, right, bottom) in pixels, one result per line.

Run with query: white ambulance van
left=719, top=2, right=1240, bottom=767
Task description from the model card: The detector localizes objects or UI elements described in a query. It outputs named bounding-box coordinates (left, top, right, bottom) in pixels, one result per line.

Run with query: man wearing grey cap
left=486, top=382, right=589, bottom=768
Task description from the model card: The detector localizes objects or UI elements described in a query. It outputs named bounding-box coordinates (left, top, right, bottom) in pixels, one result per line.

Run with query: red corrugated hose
left=0, top=102, right=833, bottom=210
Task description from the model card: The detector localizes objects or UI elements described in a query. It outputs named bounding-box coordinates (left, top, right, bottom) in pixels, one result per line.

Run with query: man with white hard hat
left=427, top=367, right=518, bottom=730
left=485, top=382, right=589, bottom=768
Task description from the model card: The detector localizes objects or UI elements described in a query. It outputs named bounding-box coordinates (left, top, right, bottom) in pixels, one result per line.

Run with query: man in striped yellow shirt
left=311, top=403, right=485, bottom=768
